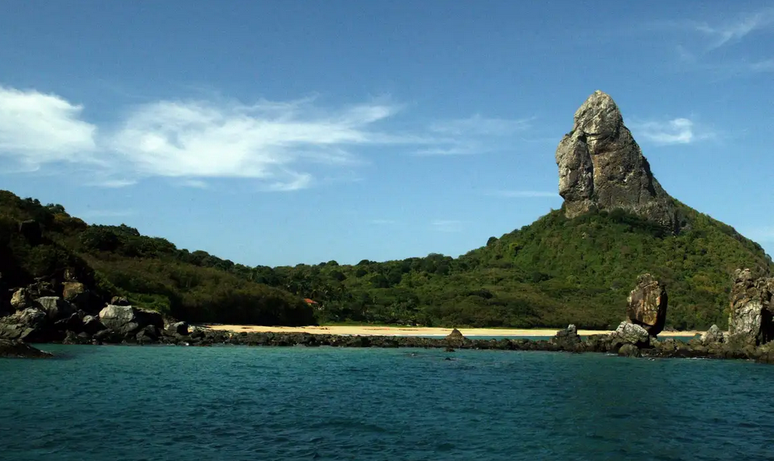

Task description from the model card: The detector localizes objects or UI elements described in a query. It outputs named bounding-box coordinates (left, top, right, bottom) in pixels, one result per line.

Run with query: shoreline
left=203, top=324, right=704, bottom=338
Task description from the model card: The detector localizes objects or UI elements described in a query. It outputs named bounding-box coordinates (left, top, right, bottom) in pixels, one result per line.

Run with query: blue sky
left=0, top=1, right=772, bottom=266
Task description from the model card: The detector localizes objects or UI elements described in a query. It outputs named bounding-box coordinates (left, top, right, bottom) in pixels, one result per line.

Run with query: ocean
left=1, top=344, right=772, bottom=461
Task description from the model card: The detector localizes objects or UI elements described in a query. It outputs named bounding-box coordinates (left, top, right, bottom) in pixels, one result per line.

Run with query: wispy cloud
left=487, top=190, right=559, bottom=198
left=629, top=118, right=715, bottom=146
left=692, top=9, right=774, bottom=50
left=0, top=84, right=534, bottom=190
left=658, top=8, right=774, bottom=77
left=431, top=219, right=464, bottom=233
left=416, top=115, right=532, bottom=156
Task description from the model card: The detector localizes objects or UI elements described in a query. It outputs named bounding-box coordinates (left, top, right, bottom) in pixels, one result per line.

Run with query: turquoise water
left=1, top=345, right=773, bottom=461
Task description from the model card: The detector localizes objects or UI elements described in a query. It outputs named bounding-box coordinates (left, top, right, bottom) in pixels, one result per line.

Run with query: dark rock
left=81, top=315, right=105, bottom=335
left=166, top=321, right=189, bottom=336
left=0, top=339, right=52, bottom=358
left=618, top=344, right=641, bottom=358
left=54, top=312, right=84, bottom=332
left=446, top=328, right=464, bottom=340
left=727, top=268, right=773, bottom=346
left=627, top=274, right=668, bottom=336
left=551, top=324, right=582, bottom=351
left=701, top=325, right=725, bottom=345
left=136, top=325, right=160, bottom=344
left=555, top=90, right=678, bottom=230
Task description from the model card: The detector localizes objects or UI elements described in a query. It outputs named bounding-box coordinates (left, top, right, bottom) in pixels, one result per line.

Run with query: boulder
left=609, top=321, right=650, bottom=349
left=551, top=324, right=581, bottom=350
left=166, top=321, right=189, bottom=336
left=728, top=269, right=773, bottom=346
left=0, top=307, right=52, bottom=342
left=555, top=91, right=678, bottom=231
left=36, top=296, right=74, bottom=320
left=626, top=274, right=668, bottom=336
left=0, top=339, right=52, bottom=358
left=98, top=305, right=164, bottom=337
left=10, top=288, right=32, bottom=310
left=701, top=324, right=725, bottom=345
left=618, top=343, right=641, bottom=358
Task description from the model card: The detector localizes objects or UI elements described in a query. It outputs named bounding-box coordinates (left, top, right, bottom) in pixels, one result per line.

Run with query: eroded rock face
left=728, top=269, right=773, bottom=346
left=555, top=91, right=678, bottom=230
left=626, top=274, right=668, bottom=336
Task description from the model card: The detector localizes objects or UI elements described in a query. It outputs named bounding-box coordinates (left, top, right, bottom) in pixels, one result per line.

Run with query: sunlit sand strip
left=204, top=324, right=703, bottom=338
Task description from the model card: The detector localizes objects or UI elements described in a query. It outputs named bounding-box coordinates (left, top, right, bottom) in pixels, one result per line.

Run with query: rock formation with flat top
left=556, top=91, right=678, bottom=230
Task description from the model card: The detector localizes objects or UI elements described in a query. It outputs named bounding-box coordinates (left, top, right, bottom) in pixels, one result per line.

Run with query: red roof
left=303, top=298, right=318, bottom=305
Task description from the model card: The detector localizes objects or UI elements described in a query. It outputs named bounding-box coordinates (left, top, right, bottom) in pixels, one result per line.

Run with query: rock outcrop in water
left=626, top=274, right=667, bottom=336
left=728, top=269, right=774, bottom=346
left=555, top=91, right=678, bottom=230
left=0, top=339, right=52, bottom=358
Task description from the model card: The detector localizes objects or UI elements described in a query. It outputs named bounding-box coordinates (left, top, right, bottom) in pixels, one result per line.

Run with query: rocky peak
left=555, top=90, right=678, bottom=231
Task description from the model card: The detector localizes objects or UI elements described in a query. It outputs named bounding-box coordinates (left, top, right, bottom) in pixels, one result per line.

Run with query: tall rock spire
left=555, top=91, right=678, bottom=231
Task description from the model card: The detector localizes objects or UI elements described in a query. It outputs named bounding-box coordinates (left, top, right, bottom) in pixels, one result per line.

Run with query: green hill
left=0, top=191, right=315, bottom=325
left=245, top=201, right=771, bottom=330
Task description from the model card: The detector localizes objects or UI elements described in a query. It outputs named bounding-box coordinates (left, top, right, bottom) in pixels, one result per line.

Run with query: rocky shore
left=2, top=265, right=774, bottom=366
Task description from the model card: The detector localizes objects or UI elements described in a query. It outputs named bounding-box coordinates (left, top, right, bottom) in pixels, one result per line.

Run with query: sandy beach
left=204, top=324, right=703, bottom=338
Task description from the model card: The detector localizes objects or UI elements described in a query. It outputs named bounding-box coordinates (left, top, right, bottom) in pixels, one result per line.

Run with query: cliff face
left=555, top=91, right=678, bottom=231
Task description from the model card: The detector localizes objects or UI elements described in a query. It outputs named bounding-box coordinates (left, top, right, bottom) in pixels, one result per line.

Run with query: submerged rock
left=728, top=269, right=773, bottom=346
left=626, top=274, right=668, bottom=336
left=617, top=343, right=641, bottom=358
left=0, top=339, right=52, bottom=358
left=555, top=91, right=678, bottom=230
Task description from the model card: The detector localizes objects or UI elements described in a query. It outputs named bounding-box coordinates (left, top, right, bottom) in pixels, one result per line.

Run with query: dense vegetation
left=249, top=203, right=773, bottom=330
left=2, top=189, right=771, bottom=330
left=0, top=191, right=314, bottom=325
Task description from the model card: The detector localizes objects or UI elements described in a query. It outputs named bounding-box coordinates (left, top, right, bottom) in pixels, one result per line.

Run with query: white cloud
left=0, top=86, right=97, bottom=165
left=431, top=219, right=464, bottom=233
left=487, top=190, right=559, bottom=198
left=693, top=9, right=774, bottom=50
left=630, top=118, right=715, bottom=146
left=0, top=83, right=535, bottom=190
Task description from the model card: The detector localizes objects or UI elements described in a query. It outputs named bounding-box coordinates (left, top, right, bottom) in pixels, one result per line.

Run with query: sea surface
left=1, top=345, right=773, bottom=461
